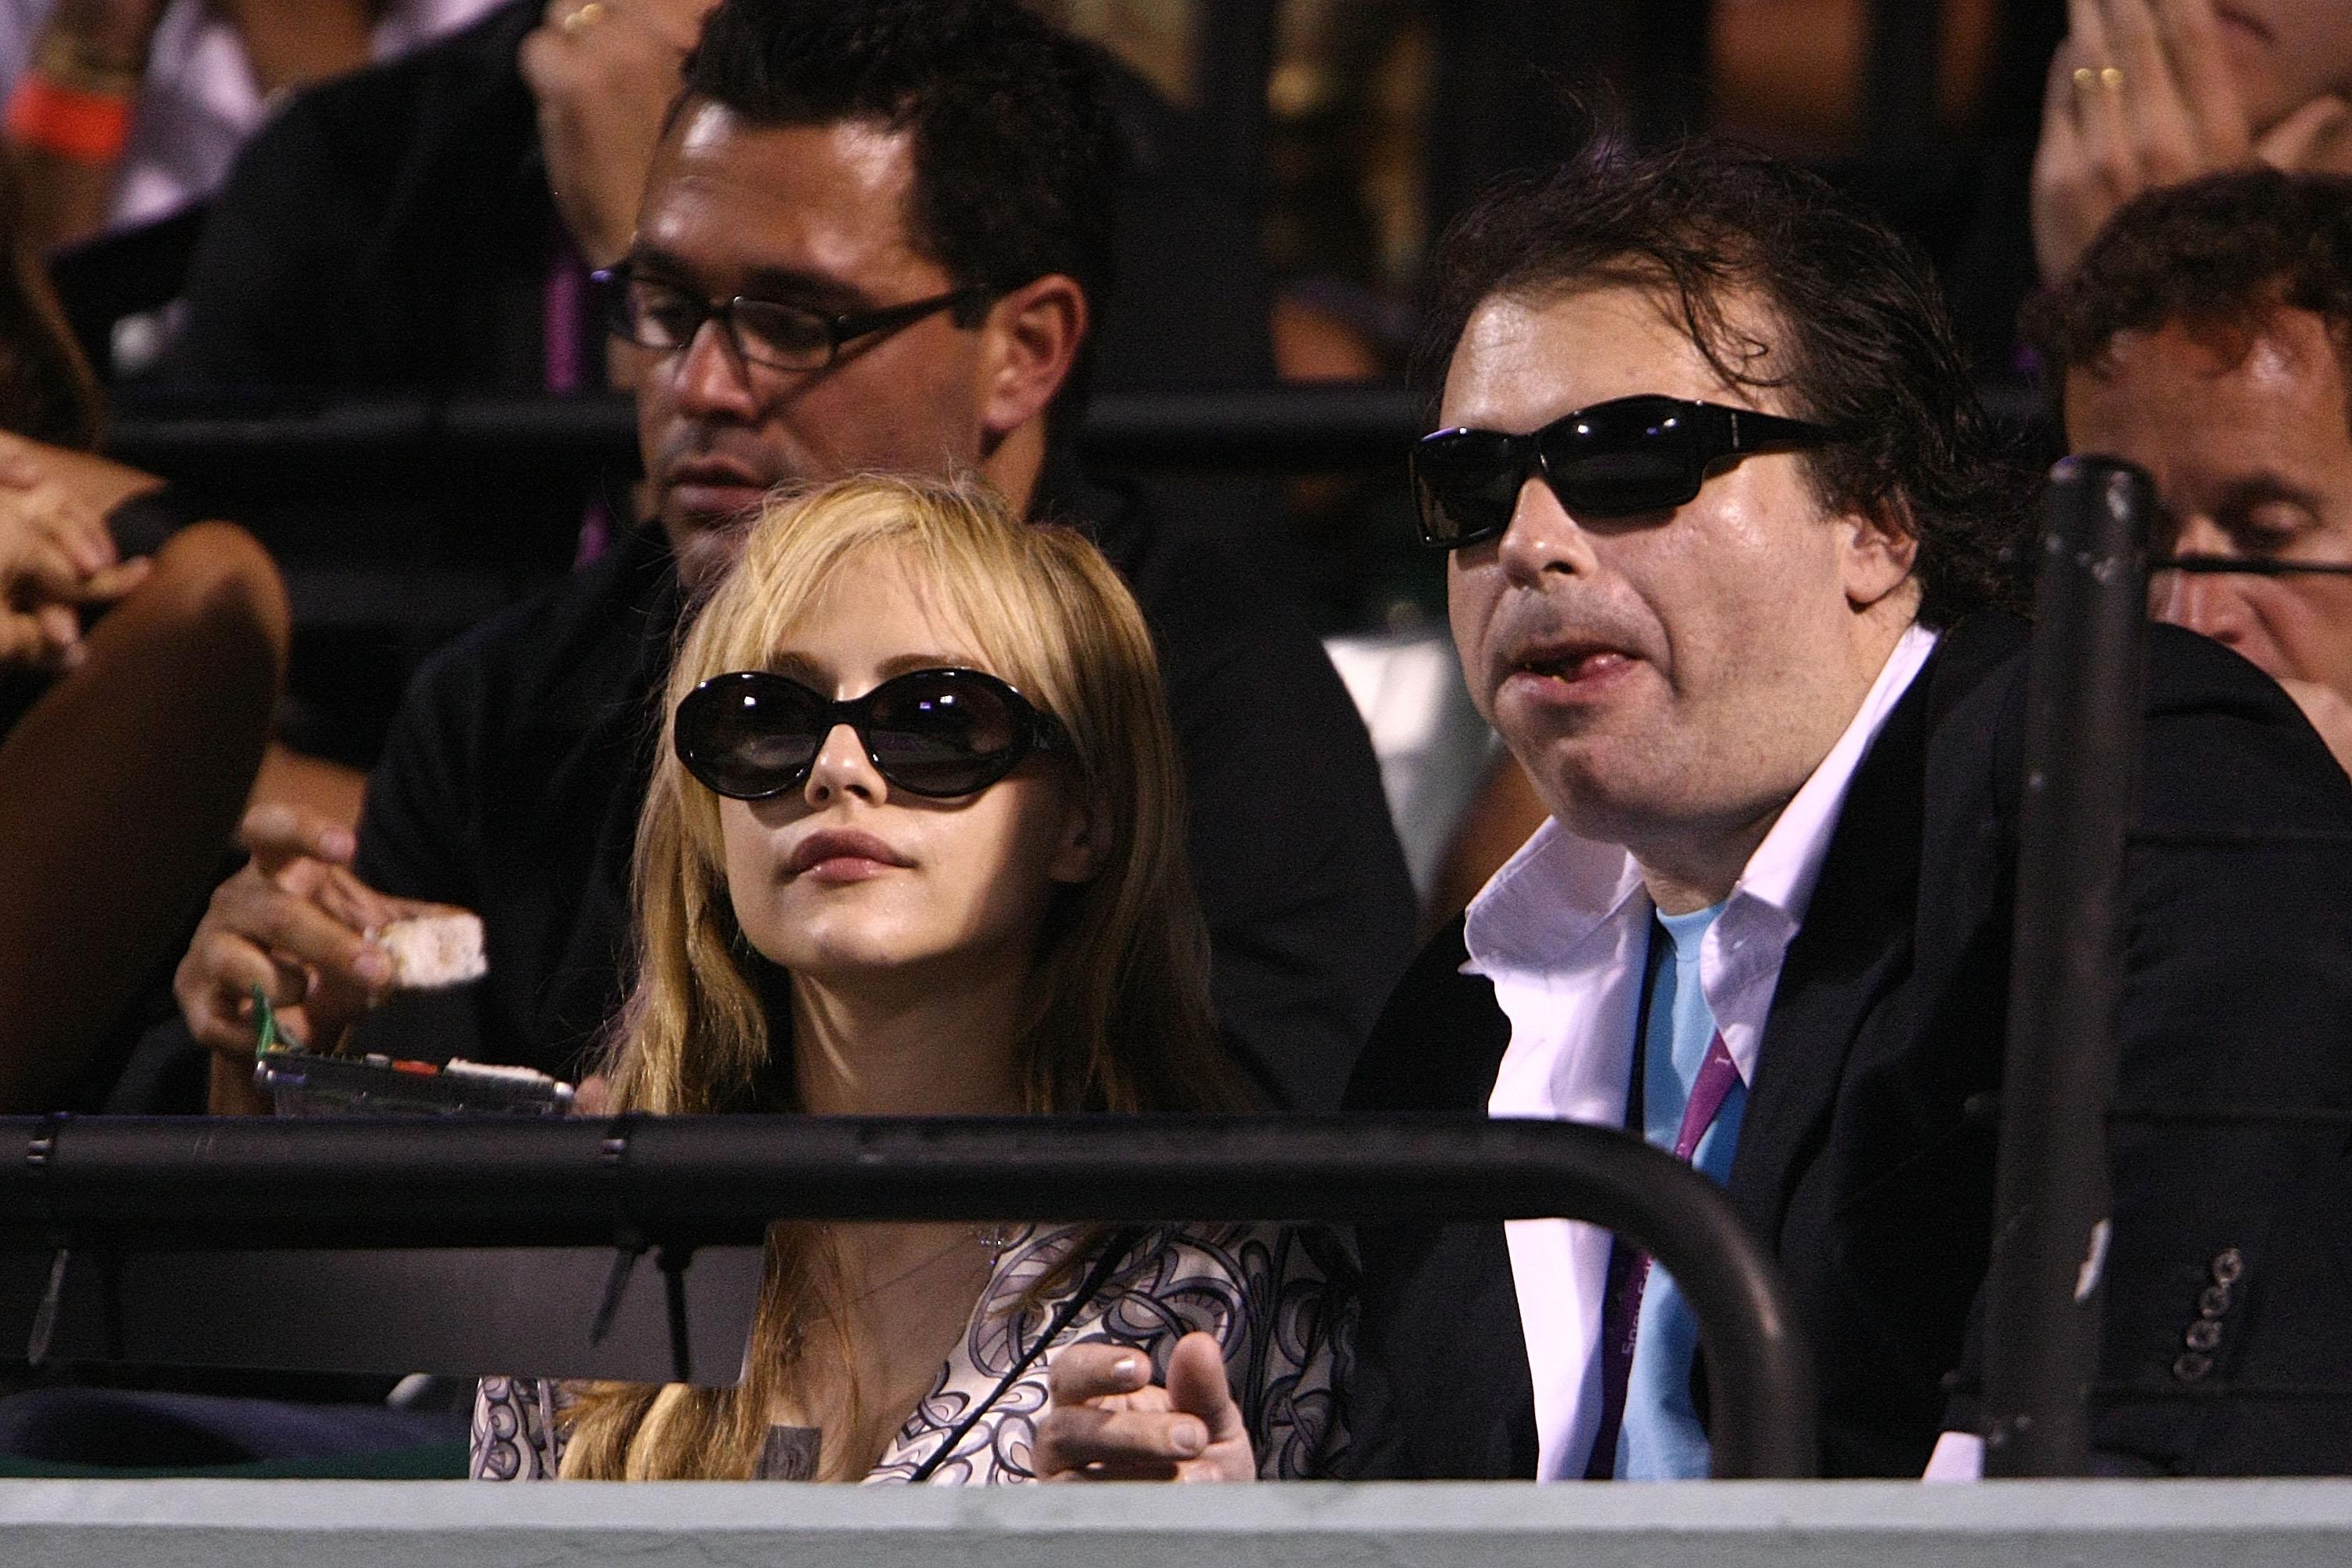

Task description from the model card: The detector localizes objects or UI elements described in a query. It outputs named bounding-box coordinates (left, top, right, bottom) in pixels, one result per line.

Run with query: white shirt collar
left=1467, top=620, right=1937, bottom=1085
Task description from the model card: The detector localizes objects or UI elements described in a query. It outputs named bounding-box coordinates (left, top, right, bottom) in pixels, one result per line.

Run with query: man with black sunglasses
left=170, top=0, right=1414, bottom=1117
left=1042, top=138, right=2352, bottom=1483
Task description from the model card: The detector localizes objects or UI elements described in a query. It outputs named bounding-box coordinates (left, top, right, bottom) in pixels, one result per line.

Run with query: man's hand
left=1034, top=1331, right=1257, bottom=1483
left=2034, top=0, right=2352, bottom=283
left=520, top=0, right=717, bottom=268
left=173, top=804, right=463, bottom=1059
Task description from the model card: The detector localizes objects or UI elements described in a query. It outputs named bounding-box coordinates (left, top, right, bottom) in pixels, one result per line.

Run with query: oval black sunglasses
left=674, top=666, right=1065, bottom=801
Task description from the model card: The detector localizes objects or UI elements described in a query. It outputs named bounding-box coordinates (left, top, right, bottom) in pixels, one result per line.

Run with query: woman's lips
left=788, top=829, right=912, bottom=884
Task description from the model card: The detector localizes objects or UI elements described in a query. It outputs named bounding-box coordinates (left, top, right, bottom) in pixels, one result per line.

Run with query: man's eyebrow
left=2156, top=474, right=2331, bottom=557
left=625, top=249, right=870, bottom=310
left=739, top=267, right=872, bottom=310
left=2212, top=473, right=2327, bottom=520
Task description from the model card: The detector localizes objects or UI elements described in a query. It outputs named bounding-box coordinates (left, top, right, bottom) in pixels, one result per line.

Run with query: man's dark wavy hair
left=1417, top=138, right=2030, bottom=627
left=681, top=0, right=1120, bottom=421
left=2026, top=167, right=2352, bottom=425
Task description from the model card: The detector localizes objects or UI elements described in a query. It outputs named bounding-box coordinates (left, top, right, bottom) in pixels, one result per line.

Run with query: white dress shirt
left=1471, top=622, right=1938, bottom=1481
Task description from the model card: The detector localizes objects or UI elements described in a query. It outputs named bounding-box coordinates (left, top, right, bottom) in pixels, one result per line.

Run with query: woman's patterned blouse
left=470, top=1221, right=1353, bottom=1483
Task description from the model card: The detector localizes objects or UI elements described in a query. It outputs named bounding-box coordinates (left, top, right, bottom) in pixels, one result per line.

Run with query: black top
left=1344, top=614, right=2352, bottom=1478
left=352, top=453, right=1417, bottom=1112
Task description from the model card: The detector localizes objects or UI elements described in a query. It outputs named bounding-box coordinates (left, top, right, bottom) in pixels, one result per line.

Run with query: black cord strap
left=904, top=1225, right=1149, bottom=1484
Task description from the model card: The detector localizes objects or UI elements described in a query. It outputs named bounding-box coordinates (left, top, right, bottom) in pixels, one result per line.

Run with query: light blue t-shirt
left=1611, top=902, right=1748, bottom=1480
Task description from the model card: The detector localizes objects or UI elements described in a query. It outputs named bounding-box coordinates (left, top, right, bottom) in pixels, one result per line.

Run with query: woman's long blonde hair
left=561, top=474, right=1248, bottom=1480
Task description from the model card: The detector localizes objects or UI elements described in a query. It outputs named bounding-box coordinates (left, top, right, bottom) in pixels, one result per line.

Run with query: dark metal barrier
left=1982, top=456, right=2154, bottom=1476
left=0, top=1112, right=1819, bottom=1479
left=101, top=383, right=2057, bottom=488
left=103, top=387, right=1428, bottom=484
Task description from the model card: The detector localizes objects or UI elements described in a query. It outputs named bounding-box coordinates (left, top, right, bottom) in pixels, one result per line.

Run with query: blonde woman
left=470, top=474, right=1348, bottom=1483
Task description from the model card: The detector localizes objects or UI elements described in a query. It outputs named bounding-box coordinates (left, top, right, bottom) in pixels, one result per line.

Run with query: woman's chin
left=753, top=916, right=942, bottom=985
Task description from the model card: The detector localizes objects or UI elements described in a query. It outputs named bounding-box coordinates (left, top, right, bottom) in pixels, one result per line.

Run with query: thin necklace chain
left=838, top=1225, right=1022, bottom=1310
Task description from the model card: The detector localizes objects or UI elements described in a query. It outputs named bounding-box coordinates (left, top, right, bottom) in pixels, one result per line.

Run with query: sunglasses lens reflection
left=1414, top=432, right=1524, bottom=544
left=683, top=678, right=827, bottom=798
left=865, top=674, right=1022, bottom=797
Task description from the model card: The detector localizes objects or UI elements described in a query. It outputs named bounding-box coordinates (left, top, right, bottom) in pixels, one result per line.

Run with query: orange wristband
left=6, top=72, right=132, bottom=161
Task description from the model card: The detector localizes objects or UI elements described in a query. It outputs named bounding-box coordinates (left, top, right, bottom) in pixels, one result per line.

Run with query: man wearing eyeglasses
left=2031, top=166, right=2352, bottom=776
left=1038, top=139, right=2352, bottom=1482
left=170, top=0, right=1414, bottom=1116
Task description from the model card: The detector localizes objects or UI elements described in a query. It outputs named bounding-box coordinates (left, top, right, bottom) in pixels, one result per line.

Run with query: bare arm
left=5, top=0, right=167, bottom=252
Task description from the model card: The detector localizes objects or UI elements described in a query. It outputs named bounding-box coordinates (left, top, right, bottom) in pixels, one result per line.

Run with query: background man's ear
left=1840, top=501, right=1921, bottom=609
left=977, top=274, right=1087, bottom=441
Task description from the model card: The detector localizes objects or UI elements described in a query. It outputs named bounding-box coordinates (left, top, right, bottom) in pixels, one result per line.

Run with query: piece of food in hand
left=372, top=913, right=488, bottom=989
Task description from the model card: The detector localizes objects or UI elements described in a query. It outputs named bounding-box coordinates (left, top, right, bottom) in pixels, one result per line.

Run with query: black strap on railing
left=1981, top=456, right=2154, bottom=1477
left=0, top=1112, right=1818, bottom=1479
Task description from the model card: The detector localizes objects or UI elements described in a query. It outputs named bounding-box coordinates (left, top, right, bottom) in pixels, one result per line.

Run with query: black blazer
left=1345, top=613, right=2352, bottom=1478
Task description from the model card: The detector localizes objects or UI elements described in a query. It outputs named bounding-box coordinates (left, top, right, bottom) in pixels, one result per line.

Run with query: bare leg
left=0, top=521, right=288, bottom=1110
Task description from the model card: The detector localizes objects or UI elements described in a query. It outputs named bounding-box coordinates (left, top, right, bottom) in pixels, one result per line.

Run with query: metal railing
left=0, top=1112, right=1820, bottom=1479
left=100, top=383, right=2056, bottom=489
left=102, top=386, right=1432, bottom=485
left=1981, top=456, right=2153, bottom=1476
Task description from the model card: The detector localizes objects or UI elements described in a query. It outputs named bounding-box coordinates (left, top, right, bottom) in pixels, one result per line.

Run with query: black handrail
left=1980, top=456, right=2154, bottom=1476
left=99, top=383, right=2054, bottom=485
left=102, top=387, right=1428, bottom=481
left=0, top=1112, right=1818, bottom=1479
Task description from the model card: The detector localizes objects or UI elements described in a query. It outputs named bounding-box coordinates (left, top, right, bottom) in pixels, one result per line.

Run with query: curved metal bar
left=0, top=1113, right=1817, bottom=1479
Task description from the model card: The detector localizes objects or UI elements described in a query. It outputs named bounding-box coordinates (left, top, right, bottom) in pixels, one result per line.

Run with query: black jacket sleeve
left=1951, top=626, right=2352, bottom=1475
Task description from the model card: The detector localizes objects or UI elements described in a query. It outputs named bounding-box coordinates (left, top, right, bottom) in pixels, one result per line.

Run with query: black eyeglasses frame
left=1410, top=394, right=1835, bottom=551
left=593, top=263, right=989, bottom=372
left=673, top=666, right=1065, bottom=802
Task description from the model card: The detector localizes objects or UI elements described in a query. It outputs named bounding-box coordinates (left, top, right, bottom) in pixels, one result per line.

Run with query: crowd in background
left=0, top=0, right=2347, bottom=1486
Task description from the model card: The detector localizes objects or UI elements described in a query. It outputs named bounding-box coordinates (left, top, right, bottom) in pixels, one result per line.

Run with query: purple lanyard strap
left=1582, top=1032, right=1742, bottom=1479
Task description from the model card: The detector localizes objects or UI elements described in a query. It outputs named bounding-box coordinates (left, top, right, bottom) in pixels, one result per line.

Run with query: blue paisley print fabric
left=470, top=1221, right=1353, bottom=1483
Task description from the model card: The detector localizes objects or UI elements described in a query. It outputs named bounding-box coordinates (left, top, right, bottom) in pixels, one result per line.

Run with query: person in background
left=169, top=0, right=1413, bottom=1116
left=474, top=475, right=1349, bottom=1484
left=2032, top=166, right=2352, bottom=773
left=153, top=0, right=1273, bottom=405
left=0, top=0, right=506, bottom=253
left=0, top=147, right=285, bottom=1111
left=2032, top=0, right=2352, bottom=285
